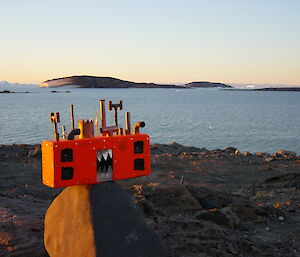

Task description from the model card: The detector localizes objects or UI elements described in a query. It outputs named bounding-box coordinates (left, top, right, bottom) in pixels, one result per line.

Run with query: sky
left=0, top=0, right=299, bottom=85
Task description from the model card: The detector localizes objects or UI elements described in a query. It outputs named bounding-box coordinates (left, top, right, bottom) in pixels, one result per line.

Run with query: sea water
left=0, top=85, right=299, bottom=154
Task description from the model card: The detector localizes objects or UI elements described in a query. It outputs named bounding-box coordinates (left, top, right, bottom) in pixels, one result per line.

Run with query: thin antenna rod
left=125, top=112, right=131, bottom=134
left=54, top=123, right=59, bottom=141
left=70, top=104, right=75, bottom=130
left=99, top=100, right=106, bottom=129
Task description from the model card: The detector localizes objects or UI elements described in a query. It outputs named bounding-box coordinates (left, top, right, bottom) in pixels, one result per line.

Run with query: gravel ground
left=0, top=143, right=300, bottom=257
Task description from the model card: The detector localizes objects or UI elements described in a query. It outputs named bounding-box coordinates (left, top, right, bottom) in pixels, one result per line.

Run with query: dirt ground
left=0, top=143, right=300, bottom=257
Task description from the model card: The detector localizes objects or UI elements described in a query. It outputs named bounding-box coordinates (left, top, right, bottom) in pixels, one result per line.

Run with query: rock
left=273, top=152, right=281, bottom=157
left=1, top=143, right=300, bottom=257
left=276, top=150, right=296, bottom=157
left=140, top=185, right=202, bottom=214
left=0, top=202, right=47, bottom=256
left=27, top=145, right=41, bottom=158
left=255, top=152, right=266, bottom=157
left=27, top=149, right=35, bottom=158
left=286, top=208, right=295, bottom=212
left=12, top=187, right=27, bottom=196
left=34, top=145, right=41, bottom=156
left=137, top=198, right=156, bottom=216
left=234, top=150, right=240, bottom=155
left=150, top=144, right=158, bottom=151
left=263, top=157, right=274, bottom=162
left=198, top=197, right=220, bottom=210
left=229, top=202, right=272, bottom=223
left=150, top=142, right=203, bottom=155
left=199, top=151, right=208, bottom=155
left=44, top=182, right=166, bottom=257
left=243, top=152, right=251, bottom=156
left=194, top=207, right=240, bottom=228
left=224, top=147, right=237, bottom=154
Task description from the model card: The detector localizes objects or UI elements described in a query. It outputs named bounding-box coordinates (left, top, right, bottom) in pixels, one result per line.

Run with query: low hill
left=40, top=76, right=180, bottom=88
left=40, top=76, right=232, bottom=89
left=184, top=81, right=232, bottom=88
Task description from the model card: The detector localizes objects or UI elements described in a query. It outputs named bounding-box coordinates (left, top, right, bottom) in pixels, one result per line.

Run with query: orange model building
left=42, top=100, right=151, bottom=188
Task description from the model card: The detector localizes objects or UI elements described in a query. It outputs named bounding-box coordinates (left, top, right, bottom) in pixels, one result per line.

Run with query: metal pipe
left=99, top=99, right=106, bottom=129
left=114, top=100, right=122, bottom=126
left=118, top=100, right=123, bottom=109
left=125, top=112, right=131, bottom=135
left=54, top=123, right=59, bottom=141
left=94, top=114, right=99, bottom=135
left=108, top=101, right=112, bottom=110
left=133, top=121, right=145, bottom=134
left=67, top=129, right=81, bottom=140
left=70, top=104, right=75, bottom=130
left=62, top=125, right=67, bottom=139
left=114, top=111, right=118, bottom=127
left=50, top=112, right=60, bottom=141
left=118, top=128, right=123, bottom=135
left=108, top=100, right=122, bottom=127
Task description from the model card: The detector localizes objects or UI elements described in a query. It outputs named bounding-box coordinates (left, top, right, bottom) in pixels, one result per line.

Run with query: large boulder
left=44, top=182, right=166, bottom=257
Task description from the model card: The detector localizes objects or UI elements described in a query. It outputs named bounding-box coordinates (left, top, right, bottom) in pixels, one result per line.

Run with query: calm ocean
left=0, top=85, right=299, bottom=154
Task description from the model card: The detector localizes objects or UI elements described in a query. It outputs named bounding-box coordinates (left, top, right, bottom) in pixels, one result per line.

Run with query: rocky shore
left=0, top=143, right=299, bottom=257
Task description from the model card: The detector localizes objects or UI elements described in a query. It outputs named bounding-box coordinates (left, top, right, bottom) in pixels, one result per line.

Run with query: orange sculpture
left=42, top=100, right=151, bottom=188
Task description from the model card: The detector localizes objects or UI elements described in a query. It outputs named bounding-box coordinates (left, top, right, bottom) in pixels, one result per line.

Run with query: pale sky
left=0, top=0, right=299, bottom=85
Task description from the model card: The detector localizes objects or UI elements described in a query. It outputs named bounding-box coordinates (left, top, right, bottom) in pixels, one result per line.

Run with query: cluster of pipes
left=50, top=99, right=145, bottom=141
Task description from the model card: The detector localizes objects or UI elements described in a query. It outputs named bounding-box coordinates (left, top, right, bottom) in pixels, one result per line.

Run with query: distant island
left=0, top=90, right=30, bottom=94
left=225, top=87, right=300, bottom=92
left=183, top=81, right=232, bottom=88
left=39, top=76, right=232, bottom=89
left=255, top=87, right=300, bottom=92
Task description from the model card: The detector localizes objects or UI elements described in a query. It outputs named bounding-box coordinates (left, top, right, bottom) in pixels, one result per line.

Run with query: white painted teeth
left=97, top=149, right=113, bottom=175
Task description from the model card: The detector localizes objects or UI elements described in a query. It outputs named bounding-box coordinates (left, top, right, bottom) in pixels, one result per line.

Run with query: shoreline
left=1, top=142, right=300, bottom=256
left=0, top=142, right=298, bottom=158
